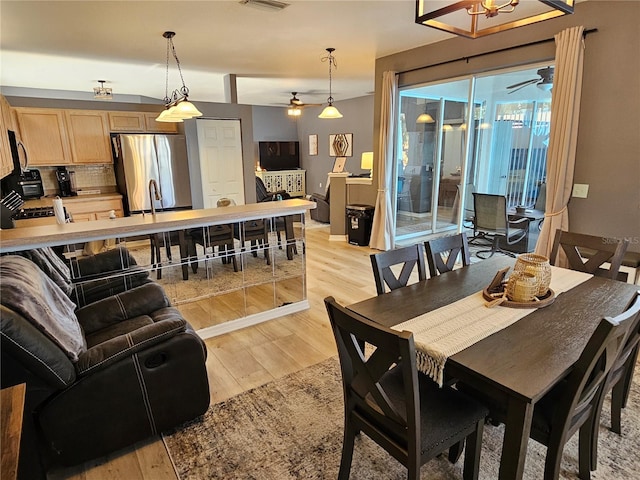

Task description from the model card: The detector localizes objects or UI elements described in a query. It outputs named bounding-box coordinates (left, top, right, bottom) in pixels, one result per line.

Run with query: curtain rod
left=398, top=28, right=597, bottom=76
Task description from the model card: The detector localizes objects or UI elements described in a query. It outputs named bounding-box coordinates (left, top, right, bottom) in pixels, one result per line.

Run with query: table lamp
left=361, top=152, right=373, bottom=178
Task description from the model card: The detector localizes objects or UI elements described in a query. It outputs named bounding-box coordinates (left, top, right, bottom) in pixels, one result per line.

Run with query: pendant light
left=318, top=48, right=343, bottom=119
left=156, top=31, right=202, bottom=123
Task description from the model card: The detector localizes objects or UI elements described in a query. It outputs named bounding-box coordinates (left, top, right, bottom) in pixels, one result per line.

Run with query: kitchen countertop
left=22, top=193, right=123, bottom=209
left=0, top=199, right=315, bottom=253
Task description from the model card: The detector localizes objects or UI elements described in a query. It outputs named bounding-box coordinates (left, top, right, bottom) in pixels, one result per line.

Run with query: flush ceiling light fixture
left=318, top=48, right=343, bottom=119
left=415, top=0, right=574, bottom=39
left=93, top=80, right=113, bottom=100
left=156, top=31, right=203, bottom=123
left=239, top=0, right=290, bottom=11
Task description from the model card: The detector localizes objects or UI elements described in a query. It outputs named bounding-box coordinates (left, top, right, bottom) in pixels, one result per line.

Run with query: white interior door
left=196, top=119, right=245, bottom=207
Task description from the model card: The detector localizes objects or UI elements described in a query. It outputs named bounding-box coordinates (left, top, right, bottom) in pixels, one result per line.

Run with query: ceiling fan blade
left=507, top=82, right=536, bottom=94
left=507, top=78, right=538, bottom=90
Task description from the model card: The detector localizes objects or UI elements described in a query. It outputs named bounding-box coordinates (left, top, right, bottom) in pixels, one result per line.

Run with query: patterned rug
left=163, top=357, right=640, bottom=479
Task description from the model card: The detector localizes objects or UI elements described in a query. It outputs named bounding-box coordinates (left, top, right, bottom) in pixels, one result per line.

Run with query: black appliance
left=258, top=141, right=300, bottom=171
left=56, top=166, right=75, bottom=197
left=1, top=130, right=44, bottom=199
left=1, top=169, right=44, bottom=199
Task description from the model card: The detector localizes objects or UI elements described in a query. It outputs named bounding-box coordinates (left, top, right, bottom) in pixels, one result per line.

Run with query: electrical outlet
left=572, top=184, right=589, bottom=198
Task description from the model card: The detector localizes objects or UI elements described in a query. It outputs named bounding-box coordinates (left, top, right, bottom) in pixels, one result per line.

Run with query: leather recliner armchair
left=0, top=254, right=210, bottom=471
left=309, top=185, right=330, bottom=223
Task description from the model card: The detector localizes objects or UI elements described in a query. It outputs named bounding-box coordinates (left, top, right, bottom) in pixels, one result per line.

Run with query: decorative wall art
left=329, top=133, right=353, bottom=157
left=308, top=134, right=318, bottom=156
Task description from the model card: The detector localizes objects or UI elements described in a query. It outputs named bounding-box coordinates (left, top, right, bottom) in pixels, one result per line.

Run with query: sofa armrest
left=69, top=246, right=138, bottom=279
left=76, top=282, right=170, bottom=334
left=1, top=305, right=76, bottom=389
left=76, top=316, right=187, bottom=376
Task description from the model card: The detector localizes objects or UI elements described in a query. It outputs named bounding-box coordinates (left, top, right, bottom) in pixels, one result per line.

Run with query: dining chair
left=549, top=229, right=629, bottom=280
left=424, top=232, right=471, bottom=277
left=472, top=193, right=530, bottom=259
left=324, top=297, right=488, bottom=480
left=590, top=292, right=640, bottom=469
left=464, top=302, right=637, bottom=480
left=370, top=244, right=427, bottom=295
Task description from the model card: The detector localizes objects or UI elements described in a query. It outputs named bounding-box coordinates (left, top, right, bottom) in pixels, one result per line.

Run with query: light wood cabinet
left=14, top=108, right=71, bottom=166
left=65, top=197, right=124, bottom=222
left=108, top=112, right=145, bottom=132
left=143, top=112, right=178, bottom=133
left=108, top=111, right=178, bottom=134
left=64, top=110, right=112, bottom=164
left=0, top=95, right=15, bottom=179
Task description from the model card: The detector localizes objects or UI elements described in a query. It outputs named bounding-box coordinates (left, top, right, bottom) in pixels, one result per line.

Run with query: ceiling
left=0, top=0, right=456, bottom=108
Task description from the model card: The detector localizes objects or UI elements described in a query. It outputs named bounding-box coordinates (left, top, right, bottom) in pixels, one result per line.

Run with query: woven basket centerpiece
left=514, top=254, right=551, bottom=296
left=506, top=271, right=539, bottom=303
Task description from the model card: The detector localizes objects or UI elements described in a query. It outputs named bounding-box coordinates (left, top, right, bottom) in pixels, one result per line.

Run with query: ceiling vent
left=239, top=0, right=290, bottom=11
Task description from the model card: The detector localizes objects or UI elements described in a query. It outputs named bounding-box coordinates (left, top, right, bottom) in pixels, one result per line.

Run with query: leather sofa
left=0, top=250, right=210, bottom=473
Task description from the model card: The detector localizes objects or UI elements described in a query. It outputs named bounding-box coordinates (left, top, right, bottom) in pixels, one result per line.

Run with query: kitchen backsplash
left=39, top=165, right=117, bottom=195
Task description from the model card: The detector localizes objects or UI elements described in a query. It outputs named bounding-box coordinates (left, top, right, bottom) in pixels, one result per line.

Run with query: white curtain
left=535, top=26, right=585, bottom=260
left=369, top=71, right=398, bottom=251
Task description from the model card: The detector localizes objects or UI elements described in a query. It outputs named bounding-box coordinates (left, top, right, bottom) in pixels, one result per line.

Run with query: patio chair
left=472, top=193, right=529, bottom=259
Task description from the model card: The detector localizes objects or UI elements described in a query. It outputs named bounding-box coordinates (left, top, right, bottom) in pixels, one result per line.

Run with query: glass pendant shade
left=156, top=107, right=184, bottom=123
left=417, top=113, right=435, bottom=123
left=172, top=100, right=203, bottom=118
left=318, top=104, right=343, bottom=119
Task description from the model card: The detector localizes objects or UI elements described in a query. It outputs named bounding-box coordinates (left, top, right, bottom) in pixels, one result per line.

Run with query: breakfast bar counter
left=0, top=199, right=315, bottom=253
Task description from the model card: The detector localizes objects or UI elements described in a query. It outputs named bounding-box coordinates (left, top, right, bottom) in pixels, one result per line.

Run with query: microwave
left=1, top=169, right=45, bottom=199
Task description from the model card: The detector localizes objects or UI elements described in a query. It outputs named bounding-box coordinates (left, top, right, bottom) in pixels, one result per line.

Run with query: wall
left=374, top=1, right=640, bottom=252
left=296, top=95, right=377, bottom=205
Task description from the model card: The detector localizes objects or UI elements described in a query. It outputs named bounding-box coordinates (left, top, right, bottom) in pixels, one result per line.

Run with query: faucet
left=148, top=179, right=162, bottom=215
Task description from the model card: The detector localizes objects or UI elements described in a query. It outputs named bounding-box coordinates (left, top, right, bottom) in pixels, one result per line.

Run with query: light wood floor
left=48, top=225, right=380, bottom=480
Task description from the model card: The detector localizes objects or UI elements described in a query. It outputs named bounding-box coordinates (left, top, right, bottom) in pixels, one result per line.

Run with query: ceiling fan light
left=318, top=105, right=343, bottom=119
left=287, top=107, right=302, bottom=116
left=537, top=82, right=553, bottom=91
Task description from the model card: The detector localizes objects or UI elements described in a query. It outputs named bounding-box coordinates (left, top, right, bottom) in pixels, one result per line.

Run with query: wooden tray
left=483, top=284, right=556, bottom=309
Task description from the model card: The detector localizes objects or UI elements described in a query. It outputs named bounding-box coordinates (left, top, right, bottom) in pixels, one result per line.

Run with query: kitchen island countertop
left=0, top=199, right=315, bottom=254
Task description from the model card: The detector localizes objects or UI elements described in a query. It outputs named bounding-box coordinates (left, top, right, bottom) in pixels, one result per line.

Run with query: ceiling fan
left=287, top=92, right=322, bottom=109
left=506, top=67, right=554, bottom=94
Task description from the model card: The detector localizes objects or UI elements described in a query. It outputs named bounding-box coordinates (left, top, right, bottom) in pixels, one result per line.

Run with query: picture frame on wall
left=329, top=133, right=353, bottom=157
left=308, top=134, right=318, bottom=156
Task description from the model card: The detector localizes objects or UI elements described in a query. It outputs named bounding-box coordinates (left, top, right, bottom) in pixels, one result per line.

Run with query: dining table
left=347, top=256, right=639, bottom=480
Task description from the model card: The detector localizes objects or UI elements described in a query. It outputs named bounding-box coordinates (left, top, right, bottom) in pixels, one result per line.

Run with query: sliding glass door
left=394, top=64, right=553, bottom=245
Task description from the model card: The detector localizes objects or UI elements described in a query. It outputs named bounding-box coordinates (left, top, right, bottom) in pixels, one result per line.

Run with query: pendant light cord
left=169, top=37, right=189, bottom=97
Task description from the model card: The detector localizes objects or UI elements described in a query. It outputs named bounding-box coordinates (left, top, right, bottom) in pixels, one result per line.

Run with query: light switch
left=572, top=184, right=589, bottom=198
left=319, top=183, right=322, bottom=188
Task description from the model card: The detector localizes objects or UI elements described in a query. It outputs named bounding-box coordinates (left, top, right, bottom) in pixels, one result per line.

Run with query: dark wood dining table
left=347, top=256, right=639, bottom=480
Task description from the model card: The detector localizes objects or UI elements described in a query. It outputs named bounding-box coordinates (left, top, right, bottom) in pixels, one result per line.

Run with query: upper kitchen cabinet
left=143, top=112, right=178, bottom=133
left=14, top=108, right=71, bottom=166
left=0, top=95, right=15, bottom=178
left=108, top=112, right=145, bottom=132
left=64, top=110, right=112, bottom=164
left=108, top=111, right=178, bottom=134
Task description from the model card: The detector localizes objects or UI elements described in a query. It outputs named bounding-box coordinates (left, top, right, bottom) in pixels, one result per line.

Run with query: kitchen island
left=1, top=199, right=315, bottom=338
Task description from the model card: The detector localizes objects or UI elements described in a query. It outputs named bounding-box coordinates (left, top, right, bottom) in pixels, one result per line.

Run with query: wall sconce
left=360, top=152, right=373, bottom=178
left=415, top=0, right=574, bottom=39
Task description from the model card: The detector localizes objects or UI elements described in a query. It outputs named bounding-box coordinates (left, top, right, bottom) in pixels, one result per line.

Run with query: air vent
left=239, top=0, right=290, bottom=11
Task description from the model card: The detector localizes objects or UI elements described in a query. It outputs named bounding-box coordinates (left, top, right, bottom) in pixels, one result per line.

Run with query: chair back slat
left=549, top=229, right=629, bottom=280
left=324, top=297, right=418, bottom=432
left=473, top=193, right=508, bottom=232
left=425, top=233, right=471, bottom=277
left=370, top=244, right=427, bottom=295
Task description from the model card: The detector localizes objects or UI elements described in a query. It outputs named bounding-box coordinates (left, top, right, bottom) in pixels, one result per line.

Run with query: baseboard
left=196, top=300, right=310, bottom=339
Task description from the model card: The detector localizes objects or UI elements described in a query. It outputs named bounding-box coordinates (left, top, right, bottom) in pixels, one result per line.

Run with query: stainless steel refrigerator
left=112, top=134, right=192, bottom=215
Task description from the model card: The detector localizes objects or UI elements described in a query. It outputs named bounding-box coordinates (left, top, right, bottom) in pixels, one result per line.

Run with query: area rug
left=163, top=357, right=640, bottom=480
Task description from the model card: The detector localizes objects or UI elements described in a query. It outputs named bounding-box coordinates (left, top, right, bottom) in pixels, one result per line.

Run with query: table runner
left=392, top=266, right=592, bottom=386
